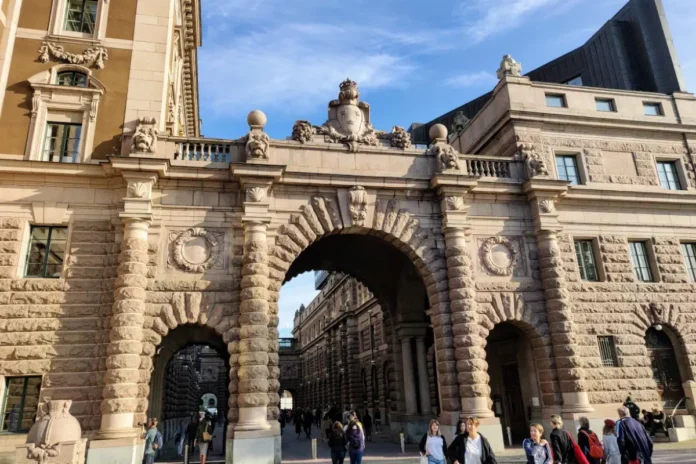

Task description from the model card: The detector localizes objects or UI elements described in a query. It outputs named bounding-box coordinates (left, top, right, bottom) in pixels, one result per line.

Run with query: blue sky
left=196, top=0, right=696, bottom=336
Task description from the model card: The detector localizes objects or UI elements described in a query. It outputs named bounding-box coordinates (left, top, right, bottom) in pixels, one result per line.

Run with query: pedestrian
left=623, top=396, right=641, bottom=420
left=175, top=420, right=185, bottom=457
left=280, top=410, right=287, bottom=435
left=345, top=414, right=365, bottom=464
left=304, top=409, right=314, bottom=439
left=186, top=414, right=199, bottom=456
left=447, top=417, right=497, bottom=464
left=295, top=409, right=303, bottom=439
left=328, top=421, right=348, bottom=464
left=602, top=420, right=621, bottom=464
left=322, top=413, right=332, bottom=442
left=374, top=408, right=381, bottom=433
left=363, top=411, right=372, bottom=442
left=523, top=423, right=552, bottom=464
left=549, top=415, right=576, bottom=464
left=343, top=407, right=351, bottom=425
left=195, top=414, right=214, bottom=464
left=316, top=407, right=323, bottom=428
left=577, top=416, right=602, bottom=464
left=617, top=406, right=653, bottom=464
left=419, top=419, right=447, bottom=464
left=143, top=418, right=159, bottom=464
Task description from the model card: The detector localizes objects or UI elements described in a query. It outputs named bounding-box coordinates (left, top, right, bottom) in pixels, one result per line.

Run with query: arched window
left=56, top=71, right=88, bottom=88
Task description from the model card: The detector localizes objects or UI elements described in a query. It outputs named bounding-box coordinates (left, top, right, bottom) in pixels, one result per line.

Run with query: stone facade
left=0, top=2, right=695, bottom=462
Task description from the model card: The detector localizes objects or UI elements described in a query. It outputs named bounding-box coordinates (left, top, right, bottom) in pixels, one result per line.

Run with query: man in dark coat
left=623, top=396, right=641, bottom=420
left=617, top=406, right=653, bottom=464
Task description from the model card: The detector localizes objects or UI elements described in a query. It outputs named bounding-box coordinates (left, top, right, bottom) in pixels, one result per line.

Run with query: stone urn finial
left=244, top=110, right=271, bottom=161
left=426, top=124, right=461, bottom=173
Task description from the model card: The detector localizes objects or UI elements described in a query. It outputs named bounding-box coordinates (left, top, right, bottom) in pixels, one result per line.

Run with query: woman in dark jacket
left=447, top=417, right=497, bottom=464
left=328, top=421, right=348, bottom=464
left=549, top=415, right=576, bottom=464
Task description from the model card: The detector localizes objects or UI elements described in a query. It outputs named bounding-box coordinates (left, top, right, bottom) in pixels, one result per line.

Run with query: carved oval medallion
left=171, top=228, right=220, bottom=273
left=480, top=236, right=517, bottom=276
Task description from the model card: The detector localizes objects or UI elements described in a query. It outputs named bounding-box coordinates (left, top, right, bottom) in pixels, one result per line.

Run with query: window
left=43, top=123, right=82, bottom=163
left=597, top=336, right=619, bottom=367
left=595, top=98, right=615, bottom=112
left=681, top=243, right=696, bottom=282
left=1, top=377, right=42, bottom=433
left=575, top=240, right=599, bottom=281
left=545, top=94, right=566, bottom=108
left=656, top=161, right=682, bottom=191
left=643, top=102, right=663, bottom=116
left=629, top=241, right=654, bottom=282
left=24, top=226, right=68, bottom=278
left=56, top=71, right=88, bottom=88
left=64, top=0, right=98, bottom=34
left=563, top=76, right=583, bottom=86
left=556, top=155, right=581, bottom=185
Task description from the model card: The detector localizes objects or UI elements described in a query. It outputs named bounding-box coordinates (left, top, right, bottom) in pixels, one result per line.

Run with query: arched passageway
left=279, top=232, right=445, bottom=442
left=485, top=322, right=541, bottom=444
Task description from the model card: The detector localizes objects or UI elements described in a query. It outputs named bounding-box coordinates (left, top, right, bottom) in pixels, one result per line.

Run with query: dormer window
left=56, top=71, right=88, bottom=88
left=64, top=0, right=98, bottom=34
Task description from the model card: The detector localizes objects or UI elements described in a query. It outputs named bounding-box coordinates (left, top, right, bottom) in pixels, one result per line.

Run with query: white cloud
left=445, top=71, right=496, bottom=88
left=460, top=0, right=562, bottom=43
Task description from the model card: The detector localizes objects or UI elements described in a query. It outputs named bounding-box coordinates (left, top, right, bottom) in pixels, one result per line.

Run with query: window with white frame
left=656, top=161, right=683, bottom=191
left=48, top=0, right=109, bottom=39
left=25, top=65, right=104, bottom=163
left=681, top=243, right=696, bottom=282
left=628, top=241, right=654, bottom=282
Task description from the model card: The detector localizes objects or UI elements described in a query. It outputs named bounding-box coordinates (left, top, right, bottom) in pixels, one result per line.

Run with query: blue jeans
left=348, top=449, right=363, bottom=464
left=427, top=457, right=445, bottom=464
left=331, top=448, right=346, bottom=464
left=143, top=453, right=155, bottom=464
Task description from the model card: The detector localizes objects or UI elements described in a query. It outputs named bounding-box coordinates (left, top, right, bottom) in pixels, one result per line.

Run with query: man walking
left=617, top=406, right=653, bottom=464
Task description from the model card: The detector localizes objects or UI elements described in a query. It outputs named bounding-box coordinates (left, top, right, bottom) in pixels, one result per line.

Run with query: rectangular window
left=595, top=98, right=615, bottom=112
left=643, top=102, right=663, bottom=116
left=629, top=241, right=654, bottom=282
left=681, top=243, right=696, bottom=282
left=656, top=161, right=682, bottom=191
left=64, top=0, right=98, bottom=34
left=575, top=240, right=599, bottom=281
left=545, top=94, right=566, bottom=108
left=2, top=377, right=42, bottom=433
left=556, top=155, right=581, bottom=185
left=43, top=123, right=82, bottom=163
left=597, top=336, right=619, bottom=367
left=24, top=226, right=68, bottom=278
left=563, top=76, right=583, bottom=86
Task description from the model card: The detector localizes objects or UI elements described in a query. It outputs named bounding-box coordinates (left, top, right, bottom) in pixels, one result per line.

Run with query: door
left=501, top=363, right=526, bottom=443
left=646, top=328, right=685, bottom=408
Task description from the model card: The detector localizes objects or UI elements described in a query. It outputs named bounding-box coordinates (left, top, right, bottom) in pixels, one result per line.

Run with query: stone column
left=401, top=337, right=418, bottom=415
left=100, top=218, right=150, bottom=438
left=415, top=336, right=432, bottom=415
left=346, top=319, right=360, bottom=408
left=444, top=227, right=491, bottom=417
left=237, top=221, right=271, bottom=431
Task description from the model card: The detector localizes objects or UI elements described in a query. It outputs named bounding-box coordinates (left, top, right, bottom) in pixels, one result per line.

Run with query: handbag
left=419, top=454, right=428, bottom=464
left=566, top=432, right=590, bottom=464
left=202, top=424, right=213, bottom=442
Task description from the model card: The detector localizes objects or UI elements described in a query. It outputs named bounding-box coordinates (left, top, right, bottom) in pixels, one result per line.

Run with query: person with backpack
left=549, top=415, right=576, bottom=464
left=345, top=414, right=365, bottom=464
left=328, top=421, right=348, bottom=464
left=143, top=417, right=161, bottom=464
left=577, top=416, right=602, bottom=464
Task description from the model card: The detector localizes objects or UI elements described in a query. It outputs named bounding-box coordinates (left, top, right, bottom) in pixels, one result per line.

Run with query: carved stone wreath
left=479, top=236, right=517, bottom=276
left=169, top=228, right=222, bottom=273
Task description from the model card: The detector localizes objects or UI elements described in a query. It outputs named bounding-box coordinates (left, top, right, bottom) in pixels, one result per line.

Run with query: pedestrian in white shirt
left=419, top=419, right=448, bottom=464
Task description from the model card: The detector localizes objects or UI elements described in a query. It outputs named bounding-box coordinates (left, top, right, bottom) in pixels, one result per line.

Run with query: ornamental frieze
left=38, top=41, right=109, bottom=69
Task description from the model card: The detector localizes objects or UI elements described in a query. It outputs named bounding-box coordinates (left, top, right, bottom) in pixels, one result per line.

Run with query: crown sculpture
left=291, top=79, right=411, bottom=152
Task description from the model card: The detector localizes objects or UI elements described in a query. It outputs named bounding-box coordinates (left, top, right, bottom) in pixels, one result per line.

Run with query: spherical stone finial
left=247, top=110, right=267, bottom=128
left=429, top=123, right=448, bottom=141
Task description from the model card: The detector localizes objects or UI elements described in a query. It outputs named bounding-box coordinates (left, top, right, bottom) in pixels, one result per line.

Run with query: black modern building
left=410, top=0, right=687, bottom=144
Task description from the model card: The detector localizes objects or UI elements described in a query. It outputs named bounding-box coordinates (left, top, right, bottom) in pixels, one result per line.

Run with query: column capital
left=523, top=178, right=568, bottom=233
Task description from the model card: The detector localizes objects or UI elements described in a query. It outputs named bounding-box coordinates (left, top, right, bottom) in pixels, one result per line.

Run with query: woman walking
left=194, top=414, right=213, bottom=464
left=523, top=423, right=553, bottom=464
left=447, top=417, right=497, bottom=464
left=602, top=420, right=621, bottom=464
left=328, top=421, right=348, bottom=464
left=549, top=415, right=576, bottom=464
left=419, top=419, right=448, bottom=464
left=345, top=414, right=365, bottom=464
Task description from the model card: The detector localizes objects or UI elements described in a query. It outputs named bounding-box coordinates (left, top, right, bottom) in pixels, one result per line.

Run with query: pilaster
left=524, top=179, right=593, bottom=414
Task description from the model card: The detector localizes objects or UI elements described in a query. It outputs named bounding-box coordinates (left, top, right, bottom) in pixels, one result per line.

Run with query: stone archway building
left=0, top=1, right=696, bottom=463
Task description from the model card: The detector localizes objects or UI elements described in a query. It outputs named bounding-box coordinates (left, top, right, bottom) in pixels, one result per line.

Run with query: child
left=602, top=419, right=621, bottom=464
